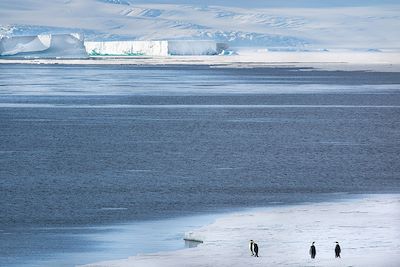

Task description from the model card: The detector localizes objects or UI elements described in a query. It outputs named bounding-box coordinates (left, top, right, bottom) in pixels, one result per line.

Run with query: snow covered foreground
left=81, top=194, right=400, bottom=267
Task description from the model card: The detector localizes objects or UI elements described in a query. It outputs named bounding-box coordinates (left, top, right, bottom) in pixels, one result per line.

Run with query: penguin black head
left=312, top=242, right=315, bottom=245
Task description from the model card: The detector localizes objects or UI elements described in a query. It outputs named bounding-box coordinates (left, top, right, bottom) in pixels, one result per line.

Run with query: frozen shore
left=81, top=194, right=400, bottom=267
left=1, top=52, right=400, bottom=72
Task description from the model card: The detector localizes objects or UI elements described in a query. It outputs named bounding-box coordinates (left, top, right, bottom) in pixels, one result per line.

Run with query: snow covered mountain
left=1, top=0, right=399, bottom=49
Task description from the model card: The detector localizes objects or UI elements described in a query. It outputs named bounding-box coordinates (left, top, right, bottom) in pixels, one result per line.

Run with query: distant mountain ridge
left=1, top=0, right=399, bottom=49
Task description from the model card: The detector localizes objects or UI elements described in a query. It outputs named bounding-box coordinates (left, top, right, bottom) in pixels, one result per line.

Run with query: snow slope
left=0, top=0, right=399, bottom=49
left=82, top=194, right=400, bottom=267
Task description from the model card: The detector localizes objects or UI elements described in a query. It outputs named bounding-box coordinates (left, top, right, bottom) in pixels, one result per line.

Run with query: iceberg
left=85, top=40, right=169, bottom=56
left=0, top=34, right=50, bottom=56
left=168, top=40, right=222, bottom=55
left=84, top=40, right=228, bottom=56
left=0, top=33, right=88, bottom=58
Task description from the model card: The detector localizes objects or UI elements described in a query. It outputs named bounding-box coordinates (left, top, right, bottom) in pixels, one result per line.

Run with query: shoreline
left=1, top=52, right=400, bottom=72
left=80, top=193, right=400, bottom=267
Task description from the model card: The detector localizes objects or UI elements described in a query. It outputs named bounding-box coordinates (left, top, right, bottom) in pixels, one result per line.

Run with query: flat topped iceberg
left=84, top=40, right=227, bottom=56
left=85, top=40, right=169, bottom=56
left=168, top=40, right=223, bottom=55
left=0, top=33, right=88, bottom=58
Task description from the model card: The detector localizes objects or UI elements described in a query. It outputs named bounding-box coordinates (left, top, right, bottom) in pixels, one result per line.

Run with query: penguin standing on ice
left=249, top=240, right=254, bottom=256
left=309, top=242, right=316, bottom=259
left=335, top=242, right=341, bottom=258
left=253, top=242, right=259, bottom=257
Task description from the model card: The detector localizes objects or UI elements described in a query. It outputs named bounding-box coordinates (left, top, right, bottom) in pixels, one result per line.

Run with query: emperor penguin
left=253, top=242, right=259, bottom=257
left=335, top=242, right=341, bottom=258
left=249, top=240, right=254, bottom=256
left=309, top=242, right=316, bottom=259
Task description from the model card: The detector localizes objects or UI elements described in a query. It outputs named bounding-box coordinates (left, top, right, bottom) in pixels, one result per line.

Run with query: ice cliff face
left=85, top=40, right=168, bottom=56
left=0, top=34, right=226, bottom=57
left=0, top=33, right=88, bottom=58
left=168, top=40, right=219, bottom=55
left=0, top=34, right=50, bottom=56
left=85, top=40, right=225, bottom=56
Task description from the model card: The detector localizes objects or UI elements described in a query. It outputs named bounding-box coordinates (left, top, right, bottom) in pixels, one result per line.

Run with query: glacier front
left=0, top=33, right=88, bottom=58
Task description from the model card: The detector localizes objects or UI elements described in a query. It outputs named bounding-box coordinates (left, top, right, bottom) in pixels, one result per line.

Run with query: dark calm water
left=1, top=64, right=400, bottom=266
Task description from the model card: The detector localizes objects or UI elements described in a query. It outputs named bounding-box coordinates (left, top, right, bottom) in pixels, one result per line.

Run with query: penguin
left=309, top=242, right=316, bottom=259
left=249, top=240, right=254, bottom=256
left=253, top=242, right=259, bottom=257
left=335, top=242, right=341, bottom=258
